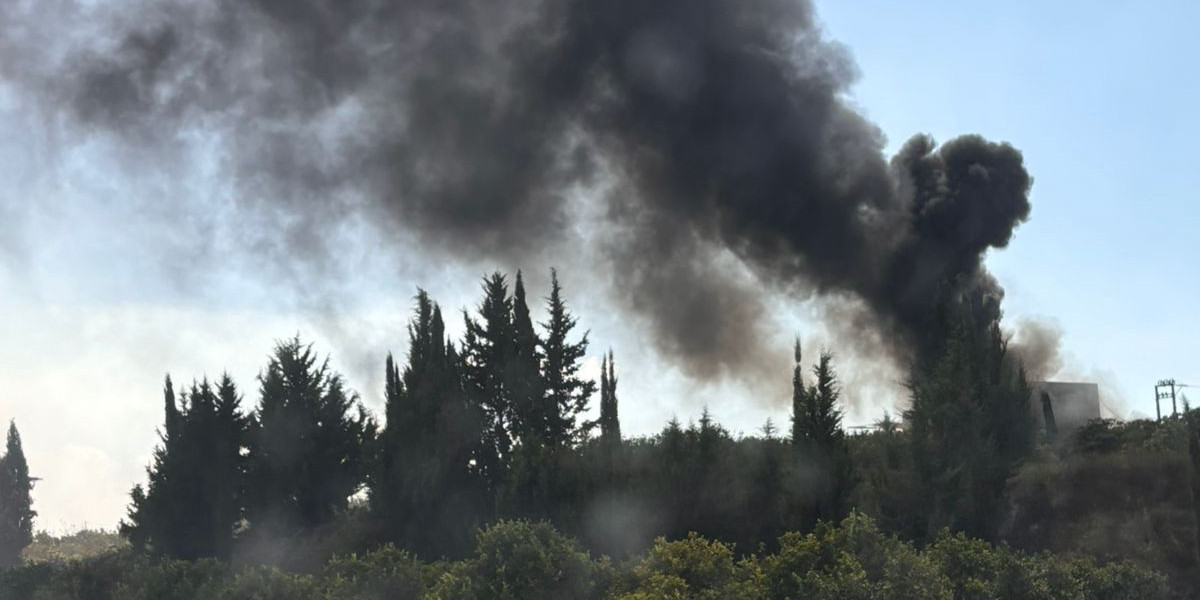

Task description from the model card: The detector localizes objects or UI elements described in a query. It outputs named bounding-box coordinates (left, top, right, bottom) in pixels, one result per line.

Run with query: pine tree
left=245, top=338, right=374, bottom=534
left=0, top=421, right=35, bottom=568
left=540, top=269, right=596, bottom=448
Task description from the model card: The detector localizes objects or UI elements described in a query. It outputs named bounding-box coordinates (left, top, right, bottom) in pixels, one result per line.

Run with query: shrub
left=320, top=544, right=422, bottom=600
left=620, top=532, right=763, bottom=600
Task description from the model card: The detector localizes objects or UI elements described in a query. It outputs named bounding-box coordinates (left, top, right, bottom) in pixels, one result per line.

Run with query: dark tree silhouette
left=0, top=421, right=34, bottom=568
left=1041, top=391, right=1058, bottom=442
left=375, top=291, right=489, bottom=556
left=598, top=351, right=621, bottom=452
left=122, top=376, right=247, bottom=559
left=539, top=270, right=595, bottom=448
left=464, top=273, right=516, bottom=489
left=245, top=338, right=374, bottom=535
left=906, top=309, right=1033, bottom=540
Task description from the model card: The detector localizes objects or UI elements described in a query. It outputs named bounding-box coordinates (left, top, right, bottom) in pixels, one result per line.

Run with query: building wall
left=1030, top=381, right=1102, bottom=432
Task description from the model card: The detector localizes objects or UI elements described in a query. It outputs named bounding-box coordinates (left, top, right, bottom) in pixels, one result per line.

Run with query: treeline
left=0, top=515, right=1168, bottom=600
left=113, top=269, right=890, bottom=564
left=5, top=268, right=1200, bottom=595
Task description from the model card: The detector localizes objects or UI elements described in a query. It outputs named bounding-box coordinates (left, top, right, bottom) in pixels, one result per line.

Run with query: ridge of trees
left=8, top=268, right=1195, bottom=593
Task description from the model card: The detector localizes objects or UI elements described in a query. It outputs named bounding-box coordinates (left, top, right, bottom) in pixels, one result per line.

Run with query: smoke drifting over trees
left=1, top=0, right=1036, bottom=382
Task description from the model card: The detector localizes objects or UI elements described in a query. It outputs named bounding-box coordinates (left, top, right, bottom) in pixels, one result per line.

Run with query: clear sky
left=0, top=0, right=1197, bottom=531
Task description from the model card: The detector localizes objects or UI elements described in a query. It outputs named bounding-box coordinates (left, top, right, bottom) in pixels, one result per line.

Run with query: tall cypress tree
left=540, top=269, right=596, bottom=448
left=463, top=273, right=515, bottom=488
left=906, top=308, right=1033, bottom=540
left=0, top=421, right=34, bottom=568
left=375, top=291, right=488, bottom=556
left=790, top=344, right=852, bottom=524
left=122, top=376, right=247, bottom=559
left=1041, top=391, right=1058, bottom=442
left=599, top=351, right=621, bottom=450
left=508, top=271, right=545, bottom=444
left=245, top=338, right=374, bottom=534
left=789, top=339, right=806, bottom=449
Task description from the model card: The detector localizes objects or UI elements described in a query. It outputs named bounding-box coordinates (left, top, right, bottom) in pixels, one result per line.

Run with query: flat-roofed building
left=1030, top=381, right=1102, bottom=432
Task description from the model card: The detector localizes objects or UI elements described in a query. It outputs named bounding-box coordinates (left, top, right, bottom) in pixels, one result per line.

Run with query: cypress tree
left=599, top=351, right=621, bottom=450
left=1041, top=391, right=1058, bottom=442
left=245, top=338, right=374, bottom=534
left=463, top=273, right=515, bottom=488
left=122, top=376, right=186, bottom=556
left=540, top=269, right=596, bottom=448
left=790, top=345, right=852, bottom=524
left=790, top=340, right=806, bottom=448
left=906, top=307, right=1033, bottom=540
left=0, top=421, right=34, bottom=568
left=375, top=291, right=488, bottom=556
left=122, top=376, right=247, bottom=559
left=508, top=271, right=545, bottom=444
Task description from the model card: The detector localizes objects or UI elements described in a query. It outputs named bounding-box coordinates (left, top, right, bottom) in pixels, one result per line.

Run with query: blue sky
left=815, top=0, right=1200, bottom=417
left=0, top=0, right=1196, bottom=530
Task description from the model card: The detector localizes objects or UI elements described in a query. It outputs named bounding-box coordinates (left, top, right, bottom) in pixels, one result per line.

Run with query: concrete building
left=1030, top=381, right=1102, bottom=433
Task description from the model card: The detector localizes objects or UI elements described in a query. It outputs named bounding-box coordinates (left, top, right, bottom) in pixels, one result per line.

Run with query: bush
left=438, top=520, right=597, bottom=600
left=0, top=515, right=1170, bottom=600
left=620, top=532, right=763, bottom=600
left=217, top=566, right=316, bottom=600
left=320, top=544, right=422, bottom=600
left=763, top=513, right=950, bottom=600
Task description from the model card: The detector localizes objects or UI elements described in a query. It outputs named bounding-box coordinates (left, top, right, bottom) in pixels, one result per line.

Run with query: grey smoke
left=2, top=0, right=1038, bottom=384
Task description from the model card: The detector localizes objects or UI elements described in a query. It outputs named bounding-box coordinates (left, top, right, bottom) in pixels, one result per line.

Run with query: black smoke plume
left=1, top=0, right=1034, bottom=382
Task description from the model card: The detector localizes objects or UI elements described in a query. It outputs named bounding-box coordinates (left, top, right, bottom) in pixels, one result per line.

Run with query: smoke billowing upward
left=1, top=0, right=1038, bottom=383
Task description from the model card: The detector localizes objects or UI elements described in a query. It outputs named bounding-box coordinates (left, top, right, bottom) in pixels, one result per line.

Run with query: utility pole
left=1157, top=379, right=1195, bottom=420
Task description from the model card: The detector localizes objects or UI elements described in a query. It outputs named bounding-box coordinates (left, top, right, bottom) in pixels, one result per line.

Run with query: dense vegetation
left=1, top=270, right=1198, bottom=597
left=0, top=515, right=1168, bottom=600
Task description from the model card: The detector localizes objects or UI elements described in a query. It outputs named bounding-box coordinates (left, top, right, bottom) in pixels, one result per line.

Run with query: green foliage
left=540, top=269, right=596, bottom=448
left=791, top=347, right=854, bottom=525
left=121, top=376, right=248, bottom=559
left=374, top=290, right=489, bottom=557
left=471, top=520, right=595, bottom=599
left=245, top=338, right=375, bottom=536
left=0, top=421, right=35, bottom=568
left=320, top=544, right=423, bottom=600
left=620, top=533, right=764, bottom=600
left=905, top=313, right=1034, bottom=540
left=218, top=566, right=316, bottom=600
left=22, top=530, right=127, bottom=565
left=598, top=351, right=621, bottom=454
left=0, top=515, right=1168, bottom=600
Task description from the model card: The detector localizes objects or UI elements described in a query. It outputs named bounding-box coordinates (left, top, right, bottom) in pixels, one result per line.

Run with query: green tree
left=374, top=291, right=489, bottom=556
left=539, top=269, right=596, bottom=448
left=792, top=346, right=853, bottom=524
left=463, top=273, right=516, bottom=488
left=0, top=421, right=35, bottom=568
left=508, top=271, right=545, bottom=445
left=246, top=338, right=374, bottom=534
left=906, top=310, right=1033, bottom=540
left=122, top=376, right=247, bottom=559
left=598, top=351, right=621, bottom=452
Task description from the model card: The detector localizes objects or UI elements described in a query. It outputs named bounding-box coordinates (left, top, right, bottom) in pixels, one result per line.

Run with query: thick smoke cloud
left=1, top=0, right=1034, bottom=382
